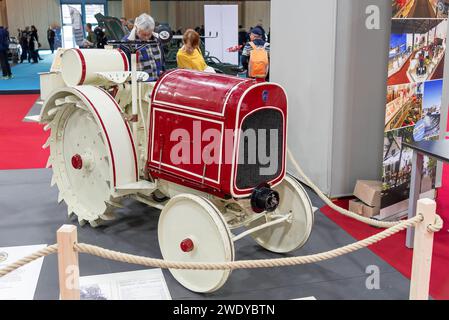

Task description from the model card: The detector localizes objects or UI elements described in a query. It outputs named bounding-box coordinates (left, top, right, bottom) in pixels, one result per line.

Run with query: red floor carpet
left=1, top=94, right=448, bottom=299
left=388, top=53, right=412, bottom=86
left=0, top=94, right=49, bottom=169
left=321, top=187, right=449, bottom=300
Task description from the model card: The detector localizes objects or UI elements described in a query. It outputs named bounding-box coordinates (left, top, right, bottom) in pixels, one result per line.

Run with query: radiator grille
left=236, top=109, right=284, bottom=190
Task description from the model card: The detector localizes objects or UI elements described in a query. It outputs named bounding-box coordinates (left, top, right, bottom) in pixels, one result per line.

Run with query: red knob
left=71, top=154, right=83, bottom=170
left=180, top=238, right=194, bottom=253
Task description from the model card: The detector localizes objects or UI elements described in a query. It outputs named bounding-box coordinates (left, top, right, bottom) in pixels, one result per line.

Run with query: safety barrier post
left=57, top=225, right=80, bottom=300
left=409, top=199, right=436, bottom=300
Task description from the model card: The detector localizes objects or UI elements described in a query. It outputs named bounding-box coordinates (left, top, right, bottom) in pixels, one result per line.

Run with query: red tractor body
left=148, top=69, right=288, bottom=198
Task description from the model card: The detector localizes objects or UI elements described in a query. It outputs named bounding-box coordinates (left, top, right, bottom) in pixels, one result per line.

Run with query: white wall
left=6, top=0, right=61, bottom=49
left=205, top=4, right=239, bottom=65
left=271, top=0, right=337, bottom=192
left=271, top=0, right=390, bottom=196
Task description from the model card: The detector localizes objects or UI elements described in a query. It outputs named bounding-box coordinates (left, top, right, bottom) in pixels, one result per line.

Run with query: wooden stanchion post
left=409, top=199, right=436, bottom=300
left=57, top=225, right=80, bottom=300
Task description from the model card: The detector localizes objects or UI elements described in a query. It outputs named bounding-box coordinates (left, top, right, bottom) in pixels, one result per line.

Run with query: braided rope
left=73, top=215, right=423, bottom=271
left=427, top=214, right=444, bottom=233
left=287, top=148, right=402, bottom=229
left=0, top=151, right=443, bottom=276
left=0, top=244, right=58, bottom=277
left=0, top=211, right=442, bottom=277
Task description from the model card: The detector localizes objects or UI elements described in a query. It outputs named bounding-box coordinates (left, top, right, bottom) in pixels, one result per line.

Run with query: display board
left=381, top=0, right=449, bottom=218
left=204, top=4, right=239, bottom=65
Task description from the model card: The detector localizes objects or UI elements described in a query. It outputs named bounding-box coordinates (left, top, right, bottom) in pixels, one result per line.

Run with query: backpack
left=248, top=42, right=269, bottom=78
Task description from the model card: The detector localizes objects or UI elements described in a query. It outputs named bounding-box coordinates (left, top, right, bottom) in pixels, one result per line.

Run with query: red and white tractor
left=39, top=46, right=314, bottom=293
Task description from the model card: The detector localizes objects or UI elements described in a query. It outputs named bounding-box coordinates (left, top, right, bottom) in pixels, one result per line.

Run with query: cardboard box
left=349, top=198, right=380, bottom=218
left=349, top=199, right=364, bottom=215
left=354, top=180, right=382, bottom=207
left=361, top=202, right=380, bottom=218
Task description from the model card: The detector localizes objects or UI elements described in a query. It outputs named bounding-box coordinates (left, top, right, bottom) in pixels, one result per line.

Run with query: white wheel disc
left=247, top=174, right=314, bottom=253
left=48, top=95, right=115, bottom=225
left=158, top=194, right=234, bottom=293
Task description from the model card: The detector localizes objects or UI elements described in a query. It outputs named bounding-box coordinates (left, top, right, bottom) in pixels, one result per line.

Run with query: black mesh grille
left=236, top=109, right=284, bottom=190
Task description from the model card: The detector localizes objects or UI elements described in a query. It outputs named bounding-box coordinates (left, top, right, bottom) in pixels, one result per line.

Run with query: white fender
left=40, top=86, right=138, bottom=189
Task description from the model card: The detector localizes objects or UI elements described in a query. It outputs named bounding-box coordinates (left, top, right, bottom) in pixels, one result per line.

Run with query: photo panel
left=416, top=79, right=444, bottom=139
left=388, top=19, right=447, bottom=86
left=381, top=127, right=438, bottom=208
left=393, top=0, right=448, bottom=19
left=385, top=82, right=423, bottom=132
left=382, top=3, right=447, bottom=214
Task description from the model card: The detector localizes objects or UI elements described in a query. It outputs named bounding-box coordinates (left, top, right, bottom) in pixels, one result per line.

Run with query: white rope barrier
left=0, top=153, right=443, bottom=299
left=0, top=212, right=438, bottom=276
left=73, top=214, right=423, bottom=271
left=0, top=245, right=58, bottom=277
left=288, top=148, right=417, bottom=229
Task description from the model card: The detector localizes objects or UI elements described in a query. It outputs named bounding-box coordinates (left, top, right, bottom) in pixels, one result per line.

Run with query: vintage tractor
left=39, top=45, right=314, bottom=293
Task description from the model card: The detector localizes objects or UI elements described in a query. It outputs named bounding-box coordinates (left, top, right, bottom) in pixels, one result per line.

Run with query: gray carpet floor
left=0, top=169, right=412, bottom=300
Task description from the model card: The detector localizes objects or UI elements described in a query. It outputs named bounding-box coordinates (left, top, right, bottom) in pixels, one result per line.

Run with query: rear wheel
left=46, top=94, right=119, bottom=227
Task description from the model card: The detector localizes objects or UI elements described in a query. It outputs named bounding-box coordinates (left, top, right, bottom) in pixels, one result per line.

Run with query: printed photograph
left=393, top=0, right=449, bottom=18
left=80, top=285, right=108, bottom=300
left=421, top=79, right=443, bottom=138
left=388, top=19, right=447, bottom=85
left=381, top=127, right=438, bottom=208
left=385, top=82, right=423, bottom=132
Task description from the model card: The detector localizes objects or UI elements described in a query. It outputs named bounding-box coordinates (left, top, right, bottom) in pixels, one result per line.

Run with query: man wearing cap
left=241, top=26, right=270, bottom=79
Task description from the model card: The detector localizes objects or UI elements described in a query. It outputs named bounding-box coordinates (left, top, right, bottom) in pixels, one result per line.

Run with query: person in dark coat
left=0, top=26, right=12, bottom=79
left=30, top=25, right=43, bottom=62
left=29, top=25, right=40, bottom=63
left=47, top=26, right=55, bottom=54
left=20, top=27, right=30, bottom=63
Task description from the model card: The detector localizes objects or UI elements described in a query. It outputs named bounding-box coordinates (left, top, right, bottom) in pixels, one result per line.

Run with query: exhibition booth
left=0, top=0, right=448, bottom=303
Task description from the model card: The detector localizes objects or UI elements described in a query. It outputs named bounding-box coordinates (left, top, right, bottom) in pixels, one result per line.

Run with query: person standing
left=120, top=17, right=128, bottom=28
left=256, top=23, right=268, bottom=42
left=47, top=26, right=55, bottom=54
left=121, top=13, right=165, bottom=81
left=29, top=26, right=40, bottom=63
left=94, top=27, right=108, bottom=49
left=0, top=26, right=13, bottom=79
left=241, top=26, right=270, bottom=80
left=177, top=29, right=208, bottom=71
left=127, top=19, right=135, bottom=32
left=82, top=23, right=96, bottom=48
left=20, top=27, right=31, bottom=63
left=30, top=26, right=43, bottom=61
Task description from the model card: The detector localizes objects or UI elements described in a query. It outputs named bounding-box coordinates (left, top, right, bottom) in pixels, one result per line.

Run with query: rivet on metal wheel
left=180, top=238, right=194, bottom=253
left=71, top=154, right=83, bottom=170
